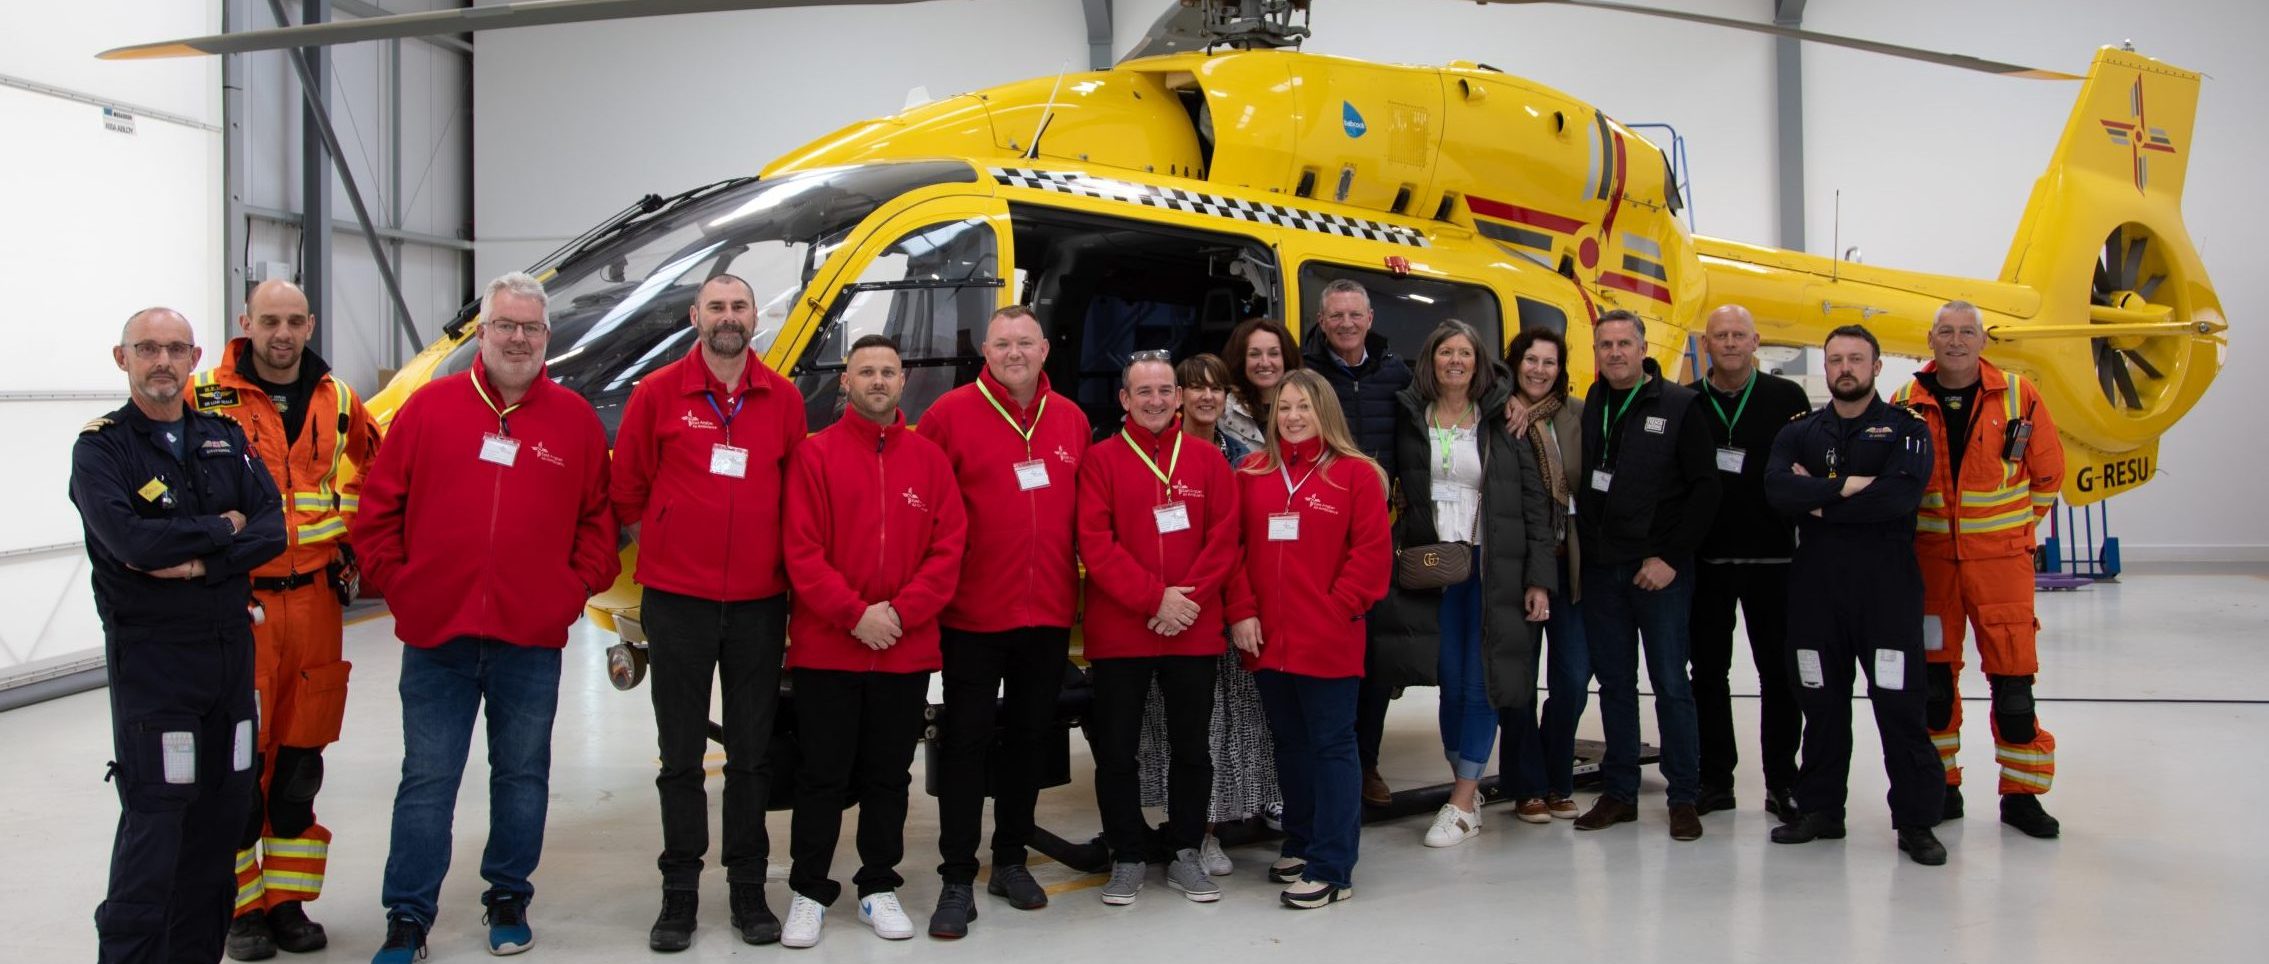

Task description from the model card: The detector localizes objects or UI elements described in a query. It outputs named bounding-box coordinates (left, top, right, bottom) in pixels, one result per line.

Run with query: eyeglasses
left=128, top=341, right=196, bottom=360
left=1129, top=349, right=1173, bottom=363
left=487, top=320, right=550, bottom=338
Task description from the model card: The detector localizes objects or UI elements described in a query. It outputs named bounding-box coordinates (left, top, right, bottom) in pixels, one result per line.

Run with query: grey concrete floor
left=3, top=564, right=2263, bottom=962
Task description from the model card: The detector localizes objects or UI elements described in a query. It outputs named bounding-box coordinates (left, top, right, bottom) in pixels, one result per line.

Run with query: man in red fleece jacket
left=609, top=274, right=806, bottom=950
left=778, top=334, right=967, bottom=949
left=1076, top=352, right=1241, bottom=907
left=350, top=272, right=620, bottom=963
left=913, top=305, right=1089, bottom=937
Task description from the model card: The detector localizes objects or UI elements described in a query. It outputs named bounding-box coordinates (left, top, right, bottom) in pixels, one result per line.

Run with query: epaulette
left=1900, top=405, right=1927, bottom=420
left=79, top=417, right=114, bottom=435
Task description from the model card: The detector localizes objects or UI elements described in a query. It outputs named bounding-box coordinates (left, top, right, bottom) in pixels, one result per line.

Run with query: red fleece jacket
left=914, top=369, right=1088, bottom=632
left=352, top=358, right=620, bottom=649
left=1076, top=418, right=1242, bottom=659
left=1227, top=437, right=1393, bottom=679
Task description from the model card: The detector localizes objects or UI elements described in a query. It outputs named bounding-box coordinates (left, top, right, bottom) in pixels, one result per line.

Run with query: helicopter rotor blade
left=99, top=0, right=927, bottom=60
left=1477, top=1, right=2083, bottom=80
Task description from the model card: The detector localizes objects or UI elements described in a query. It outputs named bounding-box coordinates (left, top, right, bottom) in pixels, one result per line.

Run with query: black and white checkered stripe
left=990, top=167, right=1428, bottom=248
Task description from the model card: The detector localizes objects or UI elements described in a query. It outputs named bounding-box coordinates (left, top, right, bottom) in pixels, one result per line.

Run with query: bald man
left=1684, top=306, right=1812, bottom=822
left=73, top=308, right=286, bottom=963
left=190, top=281, right=382, bottom=960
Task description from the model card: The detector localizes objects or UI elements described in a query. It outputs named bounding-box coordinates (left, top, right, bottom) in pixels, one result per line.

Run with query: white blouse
left=1428, top=418, right=1484, bottom=545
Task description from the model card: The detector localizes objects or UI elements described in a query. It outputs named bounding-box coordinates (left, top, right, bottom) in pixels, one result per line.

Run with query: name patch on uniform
left=193, top=384, right=240, bottom=409
left=1644, top=416, right=1667, bottom=434
left=1864, top=425, right=1894, bottom=438
left=137, top=477, right=170, bottom=502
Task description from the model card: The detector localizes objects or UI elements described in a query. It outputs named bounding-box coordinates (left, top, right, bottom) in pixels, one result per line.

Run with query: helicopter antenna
left=1025, top=60, right=1071, bottom=160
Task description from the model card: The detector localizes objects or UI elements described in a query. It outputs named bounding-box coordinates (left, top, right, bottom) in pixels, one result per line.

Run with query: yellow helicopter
left=107, top=0, right=2224, bottom=665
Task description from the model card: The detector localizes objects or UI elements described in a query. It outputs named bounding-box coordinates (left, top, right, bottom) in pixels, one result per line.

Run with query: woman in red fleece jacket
left=1226, top=369, right=1391, bottom=910
left=776, top=335, right=965, bottom=948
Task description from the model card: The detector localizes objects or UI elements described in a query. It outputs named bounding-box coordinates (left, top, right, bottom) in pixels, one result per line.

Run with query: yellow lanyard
left=471, top=371, right=523, bottom=435
left=1121, top=427, right=1184, bottom=490
left=976, top=378, right=1046, bottom=455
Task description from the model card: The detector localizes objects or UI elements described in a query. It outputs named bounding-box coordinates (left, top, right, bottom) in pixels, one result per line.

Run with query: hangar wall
left=1, top=0, right=472, bottom=684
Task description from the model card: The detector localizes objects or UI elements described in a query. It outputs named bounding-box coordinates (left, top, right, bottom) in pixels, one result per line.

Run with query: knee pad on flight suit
left=1925, top=663, right=1957, bottom=730
left=1989, top=675, right=2038, bottom=743
left=267, top=746, right=325, bottom=838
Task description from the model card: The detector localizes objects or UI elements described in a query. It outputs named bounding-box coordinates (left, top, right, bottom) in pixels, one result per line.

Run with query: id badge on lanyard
left=1154, top=501, right=1191, bottom=534
left=480, top=433, right=520, bottom=467
left=711, top=444, right=749, bottom=478
left=1014, top=459, right=1051, bottom=490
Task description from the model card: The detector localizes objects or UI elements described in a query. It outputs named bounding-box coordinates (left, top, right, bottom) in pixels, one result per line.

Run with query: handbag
left=1395, top=468, right=1481, bottom=590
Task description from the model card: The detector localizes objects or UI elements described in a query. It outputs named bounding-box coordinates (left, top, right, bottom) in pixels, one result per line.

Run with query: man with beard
left=72, top=307, right=286, bottom=963
left=187, top=280, right=382, bottom=962
left=1763, top=325, right=1946, bottom=865
left=611, top=274, right=807, bottom=950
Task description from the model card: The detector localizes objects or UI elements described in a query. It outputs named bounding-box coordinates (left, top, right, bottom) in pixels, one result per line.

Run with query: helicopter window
left=1516, top=297, right=1569, bottom=336
left=791, top=217, right=1003, bottom=428
left=1295, top=263, right=1504, bottom=365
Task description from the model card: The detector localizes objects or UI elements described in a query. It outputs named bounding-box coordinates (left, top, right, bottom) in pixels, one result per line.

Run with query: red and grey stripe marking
left=1468, top=195, right=1583, bottom=253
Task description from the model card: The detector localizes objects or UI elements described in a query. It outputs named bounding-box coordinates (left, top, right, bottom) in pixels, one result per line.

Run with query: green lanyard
left=1705, top=369, right=1756, bottom=434
left=1600, top=375, right=1648, bottom=451
left=976, top=378, right=1046, bottom=455
left=1121, top=427, right=1184, bottom=490
left=1429, top=403, right=1470, bottom=473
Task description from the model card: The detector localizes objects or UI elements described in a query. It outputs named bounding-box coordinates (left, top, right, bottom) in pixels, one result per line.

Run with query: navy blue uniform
left=70, top=402, right=285, bottom=964
left=1763, top=395, right=1944, bottom=830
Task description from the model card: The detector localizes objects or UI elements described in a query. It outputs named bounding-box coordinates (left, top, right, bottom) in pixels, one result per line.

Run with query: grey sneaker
left=1099, top=862, right=1144, bottom=906
left=1165, top=849, right=1221, bottom=902
left=1197, top=834, right=1233, bottom=877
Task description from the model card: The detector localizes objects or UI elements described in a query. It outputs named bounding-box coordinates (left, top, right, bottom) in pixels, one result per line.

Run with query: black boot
left=2000, top=794, right=2062, bottom=838
left=649, top=889, right=697, bottom=952
left=1693, top=785, right=1738, bottom=815
left=1769, top=812, right=1847, bottom=845
left=1898, top=827, right=1949, bottom=866
left=928, top=882, right=978, bottom=939
left=1764, top=787, right=1801, bottom=826
left=730, top=881, right=781, bottom=945
left=1942, top=784, right=1965, bottom=821
left=265, top=901, right=327, bottom=953
left=225, top=910, right=277, bottom=961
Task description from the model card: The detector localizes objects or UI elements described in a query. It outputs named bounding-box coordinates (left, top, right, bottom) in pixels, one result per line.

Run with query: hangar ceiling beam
left=300, top=0, right=335, bottom=358
left=1774, top=0, right=1806, bottom=252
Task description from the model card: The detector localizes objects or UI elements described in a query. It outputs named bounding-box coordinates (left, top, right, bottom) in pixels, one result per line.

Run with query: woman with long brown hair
left=1497, top=326, right=1591, bottom=820
left=1219, top=317, right=1302, bottom=455
left=1226, top=369, right=1391, bottom=909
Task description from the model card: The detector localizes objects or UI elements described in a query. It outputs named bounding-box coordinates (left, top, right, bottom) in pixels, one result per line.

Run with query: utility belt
left=253, top=571, right=319, bottom=593
left=252, top=546, right=359, bottom=608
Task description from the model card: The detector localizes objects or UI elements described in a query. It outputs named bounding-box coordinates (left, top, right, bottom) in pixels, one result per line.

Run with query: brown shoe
left=1513, top=798, right=1552, bottom=824
left=1572, top=796, right=1637, bottom=831
left=1668, top=803, right=1704, bottom=841
left=1544, top=793, right=1581, bottom=820
left=1361, top=768, right=1391, bottom=808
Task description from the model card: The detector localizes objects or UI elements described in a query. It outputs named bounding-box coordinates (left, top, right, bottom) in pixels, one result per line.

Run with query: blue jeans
left=1501, top=557, right=1590, bottom=799
left=1255, top=670, right=1361, bottom=888
left=1437, top=572, right=1495, bottom=781
left=380, top=638, right=562, bottom=928
left=1581, top=558, right=1700, bottom=806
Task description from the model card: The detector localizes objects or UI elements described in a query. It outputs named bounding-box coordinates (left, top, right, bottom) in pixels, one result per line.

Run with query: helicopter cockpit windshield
left=435, top=160, right=979, bottom=438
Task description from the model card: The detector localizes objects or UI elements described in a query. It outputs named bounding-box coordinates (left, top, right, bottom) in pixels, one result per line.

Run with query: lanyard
left=1280, top=460, right=1321, bottom=503
left=1705, top=369, right=1756, bottom=434
left=471, top=371, right=523, bottom=435
left=1121, top=428, right=1184, bottom=489
left=976, top=378, right=1046, bottom=454
left=1429, top=403, right=1470, bottom=473
left=1599, top=375, right=1648, bottom=451
left=705, top=391, right=746, bottom=444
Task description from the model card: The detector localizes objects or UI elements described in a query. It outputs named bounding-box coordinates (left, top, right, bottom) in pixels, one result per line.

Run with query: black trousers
left=1689, top=561, right=1801, bottom=794
left=98, top=629, right=259, bottom=964
left=933, top=625, right=1069, bottom=884
left=1785, top=539, right=1945, bottom=829
left=787, top=668, right=930, bottom=905
left=1355, top=677, right=1393, bottom=774
left=641, top=588, right=787, bottom=890
left=1088, top=655, right=1217, bottom=861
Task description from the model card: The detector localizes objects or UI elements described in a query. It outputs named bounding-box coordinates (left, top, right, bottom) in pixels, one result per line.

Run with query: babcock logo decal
left=1342, top=101, right=1366, bottom=138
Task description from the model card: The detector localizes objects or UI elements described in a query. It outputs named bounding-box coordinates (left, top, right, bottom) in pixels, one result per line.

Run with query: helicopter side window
left=1516, top=296, right=1569, bottom=336
left=1295, top=263, right=1504, bottom=365
left=791, top=217, right=1003, bottom=428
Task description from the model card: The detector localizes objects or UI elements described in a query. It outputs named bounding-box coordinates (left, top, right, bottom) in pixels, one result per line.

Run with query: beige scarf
left=1520, top=394, right=1570, bottom=510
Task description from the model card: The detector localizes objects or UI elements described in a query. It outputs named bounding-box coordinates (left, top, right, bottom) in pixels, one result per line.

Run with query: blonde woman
left=1226, top=370, right=1392, bottom=909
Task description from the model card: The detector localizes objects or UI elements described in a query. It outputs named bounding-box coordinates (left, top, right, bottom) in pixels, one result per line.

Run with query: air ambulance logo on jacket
left=680, top=410, right=718, bottom=430
left=1054, top=444, right=1078, bottom=466
left=1172, top=479, right=1206, bottom=500
left=902, top=487, right=930, bottom=512
left=1304, top=493, right=1341, bottom=515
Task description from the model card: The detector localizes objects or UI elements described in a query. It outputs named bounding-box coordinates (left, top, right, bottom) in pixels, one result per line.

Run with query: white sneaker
left=1423, top=802, right=1482, bottom=847
left=781, top=894, right=825, bottom=948
left=1198, top=834, right=1234, bottom=876
left=857, top=891, right=914, bottom=940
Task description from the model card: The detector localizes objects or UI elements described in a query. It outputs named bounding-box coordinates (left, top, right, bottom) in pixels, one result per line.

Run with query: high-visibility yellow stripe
left=2000, top=768, right=2053, bottom=790
left=295, top=517, right=348, bottom=544
left=291, top=493, right=337, bottom=511
left=337, top=495, right=359, bottom=512
left=2031, top=492, right=2058, bottom=505
left=1962, top=506, right=2039, bottom=533
left=261, top=837, right=329, bottom=860
left=1939, top=756, right=1959, bottom=771
left=1931, top=733, right=1961, bottom=749
left=1960, top=481, right=2029, bottom=507
left=235, top=849, right=258, bottom=872
left=1918, top=517, right=1951, bottom=534
left=1995, top=746, right=2054, bottom=765
left=262, top=870, right=324, bottom=892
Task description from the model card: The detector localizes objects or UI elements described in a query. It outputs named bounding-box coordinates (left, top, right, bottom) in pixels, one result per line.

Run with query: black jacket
left=1370, top=372, right=1556, bottom=709
left=1305, top=331, right=1412, bottom=480
left=69, top=402, right=286, bottom=640
left=1764, top=394, right=1933, bottom=544
left=1575, top=358, right=1721, bottom=566
left=1687, top=370, right=1813, bottom=561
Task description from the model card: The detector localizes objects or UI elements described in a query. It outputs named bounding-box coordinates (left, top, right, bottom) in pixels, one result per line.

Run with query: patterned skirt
left=1135, top=647, right=1281, bottom=822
